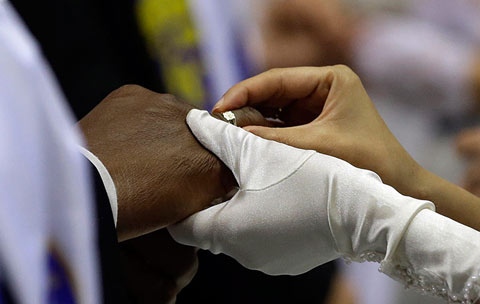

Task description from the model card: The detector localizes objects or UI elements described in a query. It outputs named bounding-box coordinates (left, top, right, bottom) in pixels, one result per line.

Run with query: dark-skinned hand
left=118, top=228, right=197, bottom=304
left=78, top=85, right=270, bottom=302
left=78, top=84, right=268, bottom=241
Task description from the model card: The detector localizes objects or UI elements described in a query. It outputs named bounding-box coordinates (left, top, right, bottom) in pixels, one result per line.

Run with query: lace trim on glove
left=343, top=251, right=480, bottom=304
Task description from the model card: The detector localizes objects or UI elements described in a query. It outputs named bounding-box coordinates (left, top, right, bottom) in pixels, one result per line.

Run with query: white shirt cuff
left=78, top=146, right=118, bottom=226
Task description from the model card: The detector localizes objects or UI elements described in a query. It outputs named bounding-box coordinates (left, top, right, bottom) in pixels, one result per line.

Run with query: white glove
left=168, top=109, right=434, bottom=276
left=168, top=110, right=480, bottom=303
left=391, top=209, right=480, bottom=303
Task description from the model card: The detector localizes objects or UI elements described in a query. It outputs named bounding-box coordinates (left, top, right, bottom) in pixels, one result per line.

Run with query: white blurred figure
left=0, top=2, right=99, bottom=303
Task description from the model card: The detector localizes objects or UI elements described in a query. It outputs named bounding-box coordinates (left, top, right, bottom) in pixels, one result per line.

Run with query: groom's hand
left=78, top=85, right=237, bottom=241
left=118, top=229, right=197, bottom=303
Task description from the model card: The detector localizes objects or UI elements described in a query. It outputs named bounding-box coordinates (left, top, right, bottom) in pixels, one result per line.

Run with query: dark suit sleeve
left=90, top=162, right=129, bottom=304
left=0, top=279, right=15, bottom=304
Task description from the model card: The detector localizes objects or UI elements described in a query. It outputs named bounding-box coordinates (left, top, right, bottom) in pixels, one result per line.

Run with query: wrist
left=408, top=164, right=436, bottom=202
left=409, top=164, right=480, bottom=231
left=330, top=163, right=434, bottom=265
left=389, top=155, right=429, bottom=201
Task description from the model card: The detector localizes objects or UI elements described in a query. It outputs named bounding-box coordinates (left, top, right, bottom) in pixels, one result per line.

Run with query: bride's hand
left=213, top=65, right=421, bottom=198
left=213, top=66, right=480, bottom=230
left=169, top=109, right=433, bottom=276
left=170, top=109, right=480, bottom=304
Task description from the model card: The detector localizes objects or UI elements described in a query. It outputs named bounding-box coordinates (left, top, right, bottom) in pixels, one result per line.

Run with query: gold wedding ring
left=222, top=111, right=237, bottom=126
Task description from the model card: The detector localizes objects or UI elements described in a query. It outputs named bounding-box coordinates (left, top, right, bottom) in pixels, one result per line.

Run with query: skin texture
left=213, top=66, right=480, bottom=231
left=78, top=85, right=269, bottom=241
left=78, top=85, right=235, bottom=241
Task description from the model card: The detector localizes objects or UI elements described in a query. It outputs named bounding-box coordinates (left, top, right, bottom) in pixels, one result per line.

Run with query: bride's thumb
left=243, top=125, right=300, bottom=148
left=243, top=124, right=333, bottom=154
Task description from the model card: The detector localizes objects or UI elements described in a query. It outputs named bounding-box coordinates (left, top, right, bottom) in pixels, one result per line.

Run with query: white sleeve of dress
left=78, top=147, right=118, bottom=226
left=380, top=209, right=480, bottom=304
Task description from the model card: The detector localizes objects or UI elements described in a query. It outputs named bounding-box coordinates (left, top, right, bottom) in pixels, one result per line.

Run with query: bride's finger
left=212, top=66, right=334, bottom=113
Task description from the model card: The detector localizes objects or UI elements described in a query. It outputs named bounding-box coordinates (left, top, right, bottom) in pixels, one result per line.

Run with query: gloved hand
left=168, top=109, right=434, bottom=276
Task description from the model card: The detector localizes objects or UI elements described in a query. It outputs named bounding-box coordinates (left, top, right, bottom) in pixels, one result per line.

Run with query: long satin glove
left=392, top=209, right=480, bottom=303
left=170, top=110, right=478, bottom=302
left=169, top=109, right=432, bottom=270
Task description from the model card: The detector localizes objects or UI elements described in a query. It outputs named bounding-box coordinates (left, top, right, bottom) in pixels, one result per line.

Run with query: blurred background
left=11, top=0, right=480, bottom=303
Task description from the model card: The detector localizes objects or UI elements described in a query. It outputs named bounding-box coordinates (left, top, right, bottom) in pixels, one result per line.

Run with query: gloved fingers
left=186, top=109, right=314, bottom=190
left=167, top=200, right=229, bottom=250
left=186, top=109, right=254, bottom=184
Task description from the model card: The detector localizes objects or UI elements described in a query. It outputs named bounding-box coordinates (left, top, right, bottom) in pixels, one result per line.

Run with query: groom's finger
left=212, top=67, right=333, bottom=112
left=168, top=200, right=230, bottom=251
left=211, top=106, right=275, bottom=128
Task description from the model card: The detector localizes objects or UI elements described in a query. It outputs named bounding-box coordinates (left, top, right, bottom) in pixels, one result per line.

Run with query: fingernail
left=212, top=97, right=224, bottom=113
